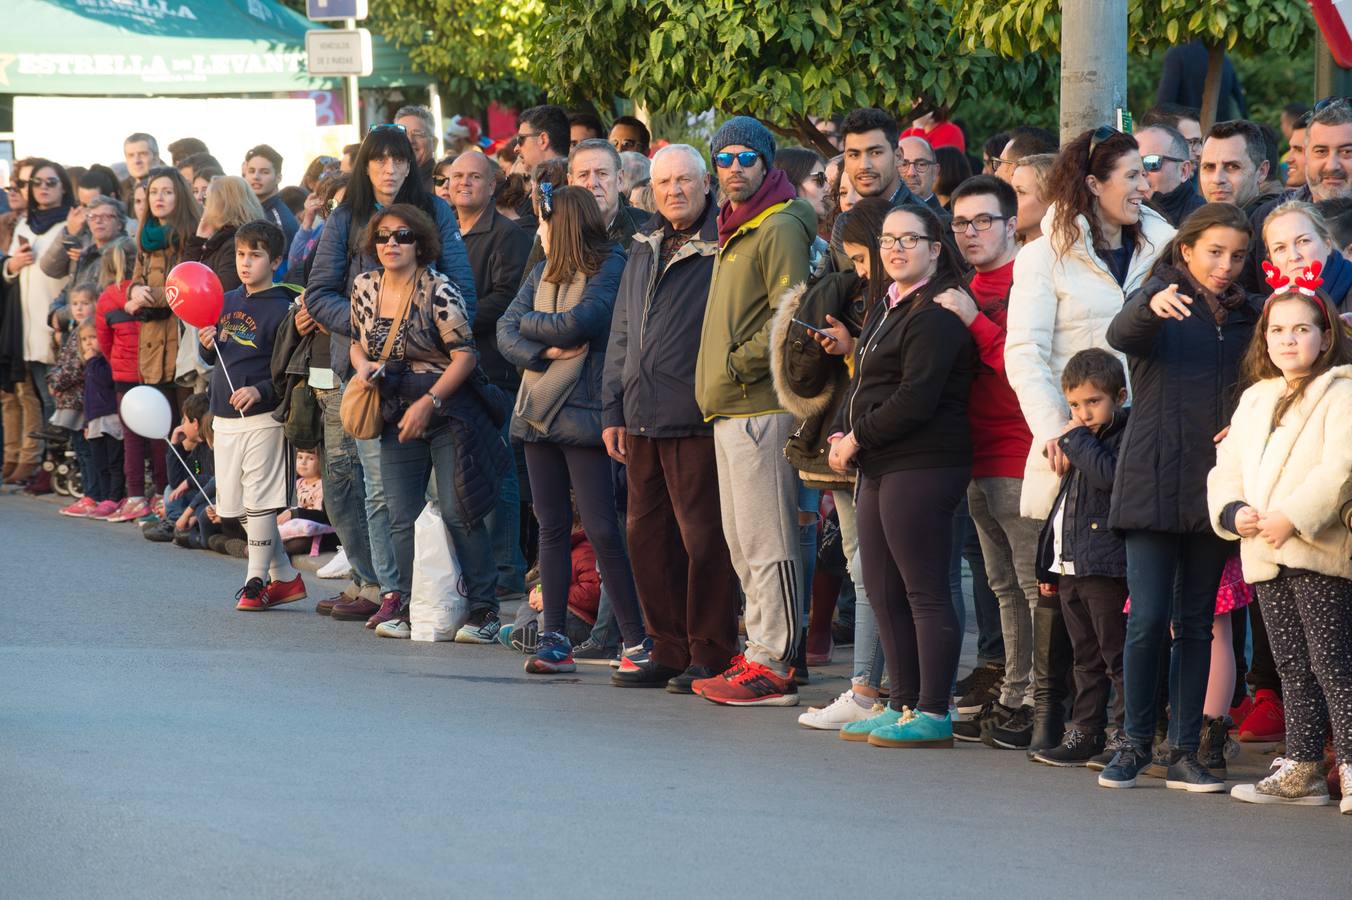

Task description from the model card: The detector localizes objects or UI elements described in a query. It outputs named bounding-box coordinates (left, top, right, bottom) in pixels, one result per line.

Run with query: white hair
left=651, top=143, right=707, bottom=177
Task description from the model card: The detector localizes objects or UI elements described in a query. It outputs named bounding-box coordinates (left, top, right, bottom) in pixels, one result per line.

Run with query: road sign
left=305, top=28, right=373, bottom=77
left=1311, top=0, right=1352, bottom=68
left=307, top=0, right=368, bottom=22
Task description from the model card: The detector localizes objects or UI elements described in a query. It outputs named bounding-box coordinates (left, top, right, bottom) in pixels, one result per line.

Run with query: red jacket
left=96, top=280, right=140, bottom=384
left=966, top=260, right=1032, bottom=479
left=566, top=530, right=601, bottom=624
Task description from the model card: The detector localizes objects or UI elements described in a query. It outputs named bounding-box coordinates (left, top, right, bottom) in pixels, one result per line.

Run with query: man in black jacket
left=601, top=144, right=740, bottom=691
left=1138, top=124, right=1203, bottom=227
left=451, top=150, right=533, bottom=603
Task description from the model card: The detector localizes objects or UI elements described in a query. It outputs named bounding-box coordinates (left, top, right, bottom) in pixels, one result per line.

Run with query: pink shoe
left=59, top=496, right=99, bottom=518
left=107, top=497, right=150, bottom=523
left=91, top=499, right=122, bottom=520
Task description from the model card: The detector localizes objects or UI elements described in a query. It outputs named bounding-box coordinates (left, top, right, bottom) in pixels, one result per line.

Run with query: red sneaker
left=1238, top=688, right=1285, bottom=742
left=697, top=658, right=799, bottom=707
left=692, top=655, right=747, bottom=696
left=1228, top=696, right=1254, bottom=730
left=235, top=577, right=271, bottom=611
left=59, top=496, right=98, bottom=518
left=265, top=573, right=307, bottom=606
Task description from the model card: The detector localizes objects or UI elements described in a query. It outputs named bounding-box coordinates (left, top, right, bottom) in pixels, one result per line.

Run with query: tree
left=366, top=0, right=546, bottom=111
left=533, top=0, right=1054, bottom=156
left=951, top=1, right=1314, bottom=132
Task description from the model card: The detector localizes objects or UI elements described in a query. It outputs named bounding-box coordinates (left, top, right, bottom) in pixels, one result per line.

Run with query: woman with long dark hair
left=302, top=125, right=478, bottom=629
left=828, top=203, right=977, bottom=748
left=498, top=185, right=648, bottom=674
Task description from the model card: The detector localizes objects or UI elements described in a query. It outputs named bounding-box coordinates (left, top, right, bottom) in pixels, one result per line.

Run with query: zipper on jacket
left=845, top=303, right=895, bottom=434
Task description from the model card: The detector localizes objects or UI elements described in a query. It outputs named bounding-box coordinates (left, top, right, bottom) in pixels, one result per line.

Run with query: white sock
left=243, top=511, right=297, bottom=583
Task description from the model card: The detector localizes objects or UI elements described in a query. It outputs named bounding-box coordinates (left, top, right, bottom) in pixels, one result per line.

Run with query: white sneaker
left=317, top=546, right=352, bottom=579
left=375, top=618, right=410, bottom=639
left=797, top=690, right=876, bottom=730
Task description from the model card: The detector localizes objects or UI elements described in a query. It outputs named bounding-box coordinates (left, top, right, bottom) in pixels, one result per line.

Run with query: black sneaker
left=571, top=638, right=618, bottom=666
left=509, top=619, right=540, bottom=654
left=988, top=705, right=1035, bottom=750
left=142, top=518, right=175, bottom=542
left=454, top=608, right=501, bottom=644
left=954, top=662, right=1002, bottom=698
left=1165, top=750, right=1226, bottom=793
left=1197, top=715, right=1230, bottom=776
left=955, top=700, right=1003, bottom=742
left=611, top=659, right=685, bottom=688
left=954, top=663, right=1004, bottom=714
left=1087, top=731, right=1131, bottom=771
left=667, top=665, right=717, bottom=695
left=207, top=534, right=230, bottom=555
left=1143, top=739, right=1172, bottom=779
left=1032, top=727, right=1107, bottom=766
left=1097, top=742, right=1153, bottom=789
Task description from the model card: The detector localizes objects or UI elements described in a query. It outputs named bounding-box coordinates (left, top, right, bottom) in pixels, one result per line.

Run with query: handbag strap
left=375, top=268, right=420, bottom=364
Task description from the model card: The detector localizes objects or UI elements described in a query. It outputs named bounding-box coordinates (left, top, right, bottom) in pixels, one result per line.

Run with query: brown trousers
left=2, top=380, right=42, bottom=465
left=625, top=433, right=740, bottom=671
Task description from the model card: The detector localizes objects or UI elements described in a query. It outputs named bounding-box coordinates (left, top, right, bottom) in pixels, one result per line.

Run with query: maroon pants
left=625, top=433, right=739, bottom=671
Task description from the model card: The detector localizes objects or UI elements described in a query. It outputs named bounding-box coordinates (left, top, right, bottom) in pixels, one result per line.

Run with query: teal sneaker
left=868, top=707, right=954, bottom=748
left=839, top=705, right=902, bottom=743
left=497, top=623, right=515, bottom=649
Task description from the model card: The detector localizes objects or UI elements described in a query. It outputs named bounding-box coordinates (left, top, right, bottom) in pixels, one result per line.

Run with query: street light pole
left=1060, top=0, right=1128, bottom=143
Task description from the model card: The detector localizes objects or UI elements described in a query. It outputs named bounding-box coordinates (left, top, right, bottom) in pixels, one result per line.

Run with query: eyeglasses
left=86, top=212, right=121, bottom=223
left=538, top=181, right=555, bottom=221
left=806, top=171, right=828, bottom=188
left=878, top=233, right=929, bottom=250
left=1185, top=137, right=1204, bottom=154
left=29, top=176, right=61, bottom=189
left=1141, top=154, right=1186, bottom=173
left=375, top=228, right=417, bottom=245
left=713, top=151, right=760, bottom=169
left=432, top=175, right=449, bottom=187
left=1087, top=125, right=1121, bottom=167
left=517, top=130, right=543, bottom=143
left=5, top=181, right=25, bottom=192
left=950, top=214, right=1008, bottom=234
left=899, top=159, right=935, bottom=173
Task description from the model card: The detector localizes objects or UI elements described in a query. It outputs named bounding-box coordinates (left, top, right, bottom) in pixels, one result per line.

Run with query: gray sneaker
left=572, top=638, right=618, bottom=666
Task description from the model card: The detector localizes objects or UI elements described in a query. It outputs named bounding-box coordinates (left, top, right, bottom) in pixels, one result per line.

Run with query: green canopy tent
left=0, top=0, right=431, bottom=95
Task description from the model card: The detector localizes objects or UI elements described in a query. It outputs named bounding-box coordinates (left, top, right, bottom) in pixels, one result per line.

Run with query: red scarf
left=716, top=167, right=796, bottom=247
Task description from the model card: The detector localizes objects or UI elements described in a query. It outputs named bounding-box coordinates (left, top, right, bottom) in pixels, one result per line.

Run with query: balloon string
left=213, top=337, right=237, bottom=395
left=166, top=441, right=216, bottom=512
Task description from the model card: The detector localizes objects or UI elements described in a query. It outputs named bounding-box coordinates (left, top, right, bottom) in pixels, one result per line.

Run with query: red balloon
left=165, top=261, right=224, bottom=329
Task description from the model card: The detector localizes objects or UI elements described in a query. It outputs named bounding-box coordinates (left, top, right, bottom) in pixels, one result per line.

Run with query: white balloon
left=120, top=385, right=172, bottom=440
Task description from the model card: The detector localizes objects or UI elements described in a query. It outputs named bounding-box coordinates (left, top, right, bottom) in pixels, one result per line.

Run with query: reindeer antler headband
left=1263, top=259, right=1324, bottom=297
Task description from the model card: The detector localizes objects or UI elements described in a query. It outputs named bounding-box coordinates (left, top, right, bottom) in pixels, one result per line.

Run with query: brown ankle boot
left=1, top=461, right=15, bottom=482
left=5, top=462, right=37, bottom=485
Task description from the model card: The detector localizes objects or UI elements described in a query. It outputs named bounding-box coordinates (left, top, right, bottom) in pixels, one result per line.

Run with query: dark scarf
left=1174, top=265, right=1249, bottom=324
left=140, top=218, right=169, bottom=252
left=1319, top=249, right=1352, bottom=310
left=716, top=167, right=796, bottom=247
left=1145, top=180, right=1203, bottom=227
left=27, top=202, right=72, bottom=236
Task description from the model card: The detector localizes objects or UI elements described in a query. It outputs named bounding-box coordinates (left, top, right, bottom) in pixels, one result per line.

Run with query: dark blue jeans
left=379, top=419, right=497, bottom=612
left=1123, top=530, right=1231, bottom=753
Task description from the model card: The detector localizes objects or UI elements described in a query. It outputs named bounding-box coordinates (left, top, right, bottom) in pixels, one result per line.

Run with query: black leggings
left=857, top=466, right=971, bottom=715
left=524, top=441, right=645, bottom=647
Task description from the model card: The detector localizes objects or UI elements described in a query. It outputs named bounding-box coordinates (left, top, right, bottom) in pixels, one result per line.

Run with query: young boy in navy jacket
left=199, top=220, right=306, bottom=611
left=1031, top=348, right=1130, bottom=768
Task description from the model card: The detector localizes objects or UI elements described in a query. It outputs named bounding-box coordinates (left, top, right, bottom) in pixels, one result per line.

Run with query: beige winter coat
left=1207, top=365, right=1352, bottom=583
left=1005, top=203, right=1174, bottom=518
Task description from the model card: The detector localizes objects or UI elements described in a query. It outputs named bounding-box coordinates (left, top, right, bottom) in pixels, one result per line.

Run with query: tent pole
left=428, top=83, right=444, bottom=159
left=346, top=17, right=360, bottom=131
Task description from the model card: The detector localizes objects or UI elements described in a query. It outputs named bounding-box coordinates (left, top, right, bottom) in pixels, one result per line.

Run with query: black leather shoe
left=612, top=659, right=685, bottom=688
left=666, top=665, right=717, bottom=694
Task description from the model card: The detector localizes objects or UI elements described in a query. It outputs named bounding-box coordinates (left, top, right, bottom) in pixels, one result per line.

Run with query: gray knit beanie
left=710, top=116, right=777, bottom=167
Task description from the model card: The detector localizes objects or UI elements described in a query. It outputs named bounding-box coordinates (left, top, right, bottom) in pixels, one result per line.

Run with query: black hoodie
left=200, top=282, right=300, bottom=418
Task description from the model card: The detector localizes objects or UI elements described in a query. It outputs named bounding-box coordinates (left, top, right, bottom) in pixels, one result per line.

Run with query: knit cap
left=711, top=116, right=777, bottom=167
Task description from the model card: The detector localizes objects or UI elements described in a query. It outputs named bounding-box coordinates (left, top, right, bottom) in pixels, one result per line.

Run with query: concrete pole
left=1315, top=30, right=1352, bottom=100
left=1059, top=0, right=1128, bottom=143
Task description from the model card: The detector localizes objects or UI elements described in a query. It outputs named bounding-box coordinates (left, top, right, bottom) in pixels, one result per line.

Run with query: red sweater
left=966, top=260, right=1032, bottom=479
left=901, top=121, right=967, bottom=154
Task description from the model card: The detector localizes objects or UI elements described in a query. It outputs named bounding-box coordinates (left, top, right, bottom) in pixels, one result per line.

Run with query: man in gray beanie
left=690, top=115, right=818, bottom=707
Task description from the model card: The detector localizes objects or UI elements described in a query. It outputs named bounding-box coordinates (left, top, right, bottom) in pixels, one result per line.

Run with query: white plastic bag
left=410, top=501, right=471, bottom=641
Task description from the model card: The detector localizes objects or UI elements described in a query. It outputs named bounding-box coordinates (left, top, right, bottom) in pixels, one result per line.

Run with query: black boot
left=1026, top=604, right=1073, bottom=755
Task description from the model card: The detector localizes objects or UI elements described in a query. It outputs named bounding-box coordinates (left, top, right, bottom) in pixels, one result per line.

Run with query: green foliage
left=533, top=0, right=1054, bottom=152
left=367, top=0, right=546, bottom=110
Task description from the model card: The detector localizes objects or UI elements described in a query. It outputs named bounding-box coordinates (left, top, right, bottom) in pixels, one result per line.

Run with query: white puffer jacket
left=1207, top=365, right=1352, bottom=584
left=4, top=218, right=70, bottom=364
left=1005, top=203, right=1174, bottom=518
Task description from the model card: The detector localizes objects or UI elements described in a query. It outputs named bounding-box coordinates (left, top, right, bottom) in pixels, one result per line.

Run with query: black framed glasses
left=538, top=181, right=555, bottom=221
left=1087, top=125, right=1121, bottom=166
left=517, top=130, right=543, bottom=143
left=5, top=180, right=25, bottom=192
left=950, top=214, right=1008, bottom=234
left=713, top=150, right=759, bottom=169
left=375, top=227, right=417, bottom=245
left=878, top=233, right=928, bottom=250
left=1141, top=154, right=1186, bottom=173
left=29, top=176, right=61, bottom=189
left=900, top=159, right=935, bottom=173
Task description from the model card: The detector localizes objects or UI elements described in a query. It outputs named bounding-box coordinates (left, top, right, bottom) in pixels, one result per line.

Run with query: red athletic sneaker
left=1228, top=696, right=1254, bottom=730
left=235, top=577, right=270, bottom=611
left=697, top=658, right=799, bottom=707
left=59, top=496, right=98, bottom=518
left=691, top=655, right=747, bottom=696
left=265, top=573, right=307, bottom=607
left=1239, top=688, right=1285, bottom=742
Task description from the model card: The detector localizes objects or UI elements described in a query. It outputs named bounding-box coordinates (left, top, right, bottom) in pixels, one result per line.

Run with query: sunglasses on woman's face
left=432, top=175, right=450, bottom=187
left=806, top=171, right=828, bottom=188
left=30, top=177, right=61, bottom=189
left=376, top=228, right=417, bottom=245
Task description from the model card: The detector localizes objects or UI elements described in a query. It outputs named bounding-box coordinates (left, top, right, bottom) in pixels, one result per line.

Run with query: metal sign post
left=306, top=2, right=370, bottom=133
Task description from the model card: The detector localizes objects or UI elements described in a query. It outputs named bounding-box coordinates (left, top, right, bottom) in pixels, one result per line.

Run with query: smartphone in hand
left=792, top=318, right=836, bottom=343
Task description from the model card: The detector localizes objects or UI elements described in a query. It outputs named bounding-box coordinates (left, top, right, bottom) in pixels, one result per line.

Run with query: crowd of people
left=3, top=96, right=1351, bottom=813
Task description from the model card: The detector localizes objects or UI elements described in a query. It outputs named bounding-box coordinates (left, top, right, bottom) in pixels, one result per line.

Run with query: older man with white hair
left=602, top=144, right=739, bottom=692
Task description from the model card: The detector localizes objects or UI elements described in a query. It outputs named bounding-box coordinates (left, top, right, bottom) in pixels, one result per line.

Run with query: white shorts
left=213, top=412, right=287, bottom=519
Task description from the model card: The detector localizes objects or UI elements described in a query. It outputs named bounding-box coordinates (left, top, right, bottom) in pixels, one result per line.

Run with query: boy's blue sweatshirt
left=200, top=283, right=298, bottom=419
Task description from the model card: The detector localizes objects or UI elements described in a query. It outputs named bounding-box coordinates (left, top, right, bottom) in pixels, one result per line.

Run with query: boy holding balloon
left=197, top=220, right=306, bottom=611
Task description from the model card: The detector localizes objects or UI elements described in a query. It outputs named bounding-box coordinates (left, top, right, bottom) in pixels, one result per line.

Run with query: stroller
left=29, top=424, right=82, bottom=498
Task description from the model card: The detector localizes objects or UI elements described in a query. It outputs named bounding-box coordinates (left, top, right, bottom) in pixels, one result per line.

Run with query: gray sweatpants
left=713, top=414, right=800, bottom=674
left=967, top=476, right=1043, bottom=707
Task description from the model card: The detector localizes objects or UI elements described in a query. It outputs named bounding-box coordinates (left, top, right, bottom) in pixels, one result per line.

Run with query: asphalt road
left=2, top=493, right=1348, bottom=898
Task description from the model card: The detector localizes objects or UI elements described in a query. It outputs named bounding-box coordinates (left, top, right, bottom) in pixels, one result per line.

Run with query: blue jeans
left=379, top=419, right=497, bottom=610
left=1123, top=530, right=1230, bottom=753
left=29, top=362, right=55, bottom=423
left=315, top=385, right=380, bottom=591
left=488, top=416, right=526, bottom=595
left=835, top=490, right=884, bottom=690
left=356, top=433, right=399, bottom=593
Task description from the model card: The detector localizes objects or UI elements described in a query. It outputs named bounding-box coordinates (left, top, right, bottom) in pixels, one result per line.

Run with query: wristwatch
left=426, top=391, right=443, bottom=410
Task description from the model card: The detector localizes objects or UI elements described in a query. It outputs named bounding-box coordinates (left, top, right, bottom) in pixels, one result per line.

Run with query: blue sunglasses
left=713, top=150, right=760, bottom=169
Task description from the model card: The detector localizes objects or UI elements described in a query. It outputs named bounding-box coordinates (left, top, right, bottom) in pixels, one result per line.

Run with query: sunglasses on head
left=1141, top=154, right=1185, bottom=173
left=376, top=227, right=417, bottom=245
left=1314, top=96, right=1352, bottom=115
left=1087, top=125, right=1122, bottom=166
left=368, top=123, right=408, bottom=136
left=713, top=150, right=760, bottom=169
